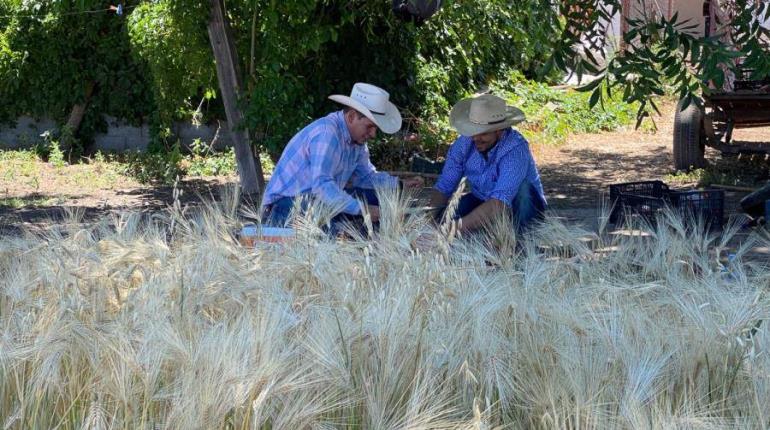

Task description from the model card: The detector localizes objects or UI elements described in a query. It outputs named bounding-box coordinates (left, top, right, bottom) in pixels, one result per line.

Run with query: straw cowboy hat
left=329, top=83, right=402, bottom=134
left=449, top=94, right=525, bottom=136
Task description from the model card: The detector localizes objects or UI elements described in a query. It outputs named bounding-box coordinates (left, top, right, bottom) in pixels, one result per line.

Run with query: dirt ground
left=534, top=99, right=769, bottom=225
left=2, top=100, right=769, bottom=234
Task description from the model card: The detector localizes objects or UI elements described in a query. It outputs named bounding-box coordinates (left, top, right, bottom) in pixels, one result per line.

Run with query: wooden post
left=207, top=0, right=264, bottom=196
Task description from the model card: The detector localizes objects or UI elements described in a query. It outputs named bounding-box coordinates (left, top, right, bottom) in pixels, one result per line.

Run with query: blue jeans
left=262, top=188, right=379, bottom=234
left=443, top=182, right=546, bottom=231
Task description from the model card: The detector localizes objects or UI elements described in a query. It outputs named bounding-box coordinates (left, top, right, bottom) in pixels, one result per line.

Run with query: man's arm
left=428, top=188, right=449, bottom=208
left=349, top=145, right=399, bottom=189
left=457, top=198, right=507, bottom=233
left=432, top=137, right=469, bottom=200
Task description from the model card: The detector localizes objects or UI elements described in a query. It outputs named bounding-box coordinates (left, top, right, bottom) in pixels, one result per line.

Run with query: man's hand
left=401, top=176, right=425, bottom=189
left=428, top=189, right=449, bottom=209
left=458, top=199, right=506, bottom=233
left=413, top=231, right=438, bottom=251
left=365, top=205, right=380, bottom=223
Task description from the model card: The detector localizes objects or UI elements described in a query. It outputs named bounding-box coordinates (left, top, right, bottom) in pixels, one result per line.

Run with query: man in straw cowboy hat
left=429, top=93, right=546, bottom=232
left=261, top=82, right=424, bottom=227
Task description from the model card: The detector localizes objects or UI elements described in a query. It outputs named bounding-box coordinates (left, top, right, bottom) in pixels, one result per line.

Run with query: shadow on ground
left=540, top=147, right=673, bottom=209
left=0, top=179, right=257, bottom=235
left=2, top=151, right=765, bottom=235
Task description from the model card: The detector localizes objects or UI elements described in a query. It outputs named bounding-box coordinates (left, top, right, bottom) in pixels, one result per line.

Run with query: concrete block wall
left=0, top=116, right=58, bottom=149
left=0, top=116, right=233, bottom=152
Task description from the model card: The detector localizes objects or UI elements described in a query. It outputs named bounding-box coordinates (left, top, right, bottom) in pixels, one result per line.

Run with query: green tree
left=0, top=0, right=152, bottom=155
left=546, top=0, right=770, bottom=123
left=4, top=0, right=767, bottom=192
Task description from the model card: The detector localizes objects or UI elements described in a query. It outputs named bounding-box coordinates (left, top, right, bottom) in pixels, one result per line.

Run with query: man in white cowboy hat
left=261, top=82, right=424, bottom=227
left=429, top=93, right=546, bottom=232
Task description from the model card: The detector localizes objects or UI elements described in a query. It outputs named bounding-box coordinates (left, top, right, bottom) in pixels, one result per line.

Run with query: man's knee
left=512, top=182, right=546, bottom=228
left=263, top=196, right=302, bottom=226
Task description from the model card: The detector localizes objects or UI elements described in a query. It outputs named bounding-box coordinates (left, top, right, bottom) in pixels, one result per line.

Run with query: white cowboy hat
left=329, top=83, right=402, bottom=134
left=449, top=94, right=525, bottom=136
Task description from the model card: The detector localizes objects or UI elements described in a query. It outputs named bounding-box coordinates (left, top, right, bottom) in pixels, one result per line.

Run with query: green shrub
left=0, top=1, right=152, bottom=145
left=0, top=1, right=568, bottom=163
left=492, top=71, right=638, bottom=145
left=186, top=139, right=238, bottom=177
left=31, top=131, right=68, bottom=167
left=121, top=142, right=184, bottom=185
left=48, top=141, right=66, bottom=168
left=368, top=112, right=455, bottom=171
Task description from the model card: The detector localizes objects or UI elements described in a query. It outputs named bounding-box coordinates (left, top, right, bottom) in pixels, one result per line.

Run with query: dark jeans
left=441, top=181, right=546, bottom=231
left=262, top=188, right=379, bottom=234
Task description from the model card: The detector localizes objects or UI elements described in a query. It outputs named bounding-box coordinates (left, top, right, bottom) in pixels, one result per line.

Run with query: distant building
left=619, top=0, right=769, bottom=42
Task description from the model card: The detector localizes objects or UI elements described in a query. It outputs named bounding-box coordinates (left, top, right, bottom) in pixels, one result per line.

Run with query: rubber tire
left=740, top=181, right=770, bottom=217
left=673, top=98, right=706, bottom=171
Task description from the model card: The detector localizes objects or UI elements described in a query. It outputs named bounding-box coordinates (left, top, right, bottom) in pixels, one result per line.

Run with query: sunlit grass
left=0, top=195, right=64, bottom=208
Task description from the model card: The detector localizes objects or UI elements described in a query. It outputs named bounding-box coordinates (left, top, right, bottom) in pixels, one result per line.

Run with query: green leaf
left=575, top=75, right=603, bottom=92
left=589, top=87, right=601, bottom=108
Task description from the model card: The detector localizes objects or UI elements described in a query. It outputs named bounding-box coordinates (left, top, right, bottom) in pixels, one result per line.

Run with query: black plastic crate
left=609, top=181, right=670, bottom=223
left=608, top=181, right=725, bottom=229
left=614, top=193, right=670, bottom=225
left=669, top=189, right=725, bottom=229
left=410, top=156, right=445, bottom=174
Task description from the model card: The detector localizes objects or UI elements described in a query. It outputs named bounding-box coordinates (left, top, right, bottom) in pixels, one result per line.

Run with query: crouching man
left=429, top=94, right=547, bottom=233
left=261, top=82, right=423, bottom=229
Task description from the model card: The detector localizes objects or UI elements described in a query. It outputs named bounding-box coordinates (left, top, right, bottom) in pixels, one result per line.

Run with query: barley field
left=1, top=188, right=770, bottom=429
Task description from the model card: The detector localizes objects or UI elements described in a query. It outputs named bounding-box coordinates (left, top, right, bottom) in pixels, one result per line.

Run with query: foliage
left=3, top=0, right=767, bottom=170
left=121, top=142, right=184, bottom=185
left=1, top=147, right=133, bottom=192
left=0, top=195, right=62, bottom=208
left=369, top=72, right=639, bottom=171
left=127, top=1, right=217, bottom=125
left=184, top=139, right=238, bottom=177
left=667, top=155, right=770, bottom=188
left=134, top=0, right=562, bottom=158
left=0, top=148, right=41, bottom=185
left=367, top=109, right=456, bottom=171
left=47, top=140, right=66, bottom=168
left=494, top=71, right=638, bottom=145
left=121, top=140, right=273, bottom=184
left=0, top=145, right=254, bottom=200
left=551, top=0, right=770, bottom=124
left=0, top=0, right=153, bottom=150
left=0, top=0, right=564, bottom=162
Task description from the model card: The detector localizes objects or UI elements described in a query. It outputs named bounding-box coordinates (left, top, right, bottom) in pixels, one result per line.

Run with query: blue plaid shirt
left=434, top=128, right=546, bottom=207
left=261, top=111, right=398, bottom=215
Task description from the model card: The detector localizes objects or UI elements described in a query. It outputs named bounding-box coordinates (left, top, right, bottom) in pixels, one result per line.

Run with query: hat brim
left=449, top=98, right=526, bottom=137
left=329, top=95, right=402, bottom=134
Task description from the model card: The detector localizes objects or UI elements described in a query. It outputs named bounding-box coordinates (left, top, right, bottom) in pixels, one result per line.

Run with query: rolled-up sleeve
left=434, top=138, right=467, bottom=197
left=488, top=145, right=529, bottom=207
left=350, top=145, right=398, bottom=189
left=309, top=128, right=362, bottom=215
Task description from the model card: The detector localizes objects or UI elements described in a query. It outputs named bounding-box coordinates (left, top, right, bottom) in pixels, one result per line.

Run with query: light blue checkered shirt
left=434, top=128, right=546, bottom=207
left=261, top=111, right=398, bottom=215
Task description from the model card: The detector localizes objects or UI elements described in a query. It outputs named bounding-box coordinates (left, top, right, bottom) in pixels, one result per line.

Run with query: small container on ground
left=238, top=225, right=295, bottom=247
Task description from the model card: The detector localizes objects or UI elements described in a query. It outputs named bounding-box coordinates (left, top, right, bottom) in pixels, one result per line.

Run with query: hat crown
left=328, top=82, right=402, bottom=134
left=350, top=83, right=389, bottom=115
left=468, top=95, right=508, bottom=125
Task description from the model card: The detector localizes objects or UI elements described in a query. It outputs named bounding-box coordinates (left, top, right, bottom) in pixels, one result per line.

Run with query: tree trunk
left=62, top=81, right=95, bottom=153
left=65, top=81, right=94, bottom=132
left=207, top=0, right=264, bottom=196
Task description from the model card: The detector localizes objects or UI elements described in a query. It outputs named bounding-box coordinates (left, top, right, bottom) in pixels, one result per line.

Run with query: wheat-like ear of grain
left=1, top=198, right=769, bottom=429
